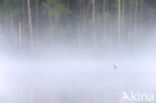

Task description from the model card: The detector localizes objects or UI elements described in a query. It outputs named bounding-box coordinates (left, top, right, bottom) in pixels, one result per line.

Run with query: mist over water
left=0, top=47, right=156, bottom=103
left=0, top=0, right=156, bottom=103
left=0, top=26, right=156, bottom=103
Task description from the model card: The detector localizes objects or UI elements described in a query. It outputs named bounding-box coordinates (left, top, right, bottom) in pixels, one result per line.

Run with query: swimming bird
left=113, top=65, right=118, bottom=71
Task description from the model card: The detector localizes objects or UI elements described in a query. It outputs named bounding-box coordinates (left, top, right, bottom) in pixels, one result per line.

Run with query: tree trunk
left=118, top=0, right=121, bottom=44
left=91, top=0, right=96, bottom=47
left=121, top=0, right=125, bottom=24
left=79, top=0, right=85, bottom=48
left=86, top=0, right=91, bottom=18
left=27, top=0, right=33, bottom=48
left=82, top=0, right=86, bottom=48
left=134, top=0, right=138, bottom=42
left=35, top=0, right=39, bottom=35
left=103, top=0, right=107, bottom=25
left=91, top=0, right=95, bottom=23
left=21, top=0, right=25, bottom=48
left=80, top=0, right=83, bottom=18
left=19, top=22, right=22, bottom=49
left=103, top=0, right=106, bottom=15
left=22, top=0, right=25, bottom=36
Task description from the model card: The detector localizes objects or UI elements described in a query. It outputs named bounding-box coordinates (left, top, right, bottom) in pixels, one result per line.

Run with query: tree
left=35, top=0, right=39, bottom=35
left=0, top=0, right=23, bottom=48
left=118, top=0, right=121, bottom=44
left=43, top=0, right=71, bottom=28
left=91, top=0, right=96, bottom=47
left=134, top=0, right=138, bottom=42
left=27, top=0, right=33, bottom=48
left=0, top=0, right=22, bottom=30
left=92, top=0, right=95, bottom=23
left=103, top=0, right=107, bottom=17
left=86, top=0, right=91, bottom=18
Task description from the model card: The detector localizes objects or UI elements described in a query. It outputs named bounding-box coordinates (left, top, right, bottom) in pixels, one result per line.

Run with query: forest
left=0, top=0, right=156, bottom=51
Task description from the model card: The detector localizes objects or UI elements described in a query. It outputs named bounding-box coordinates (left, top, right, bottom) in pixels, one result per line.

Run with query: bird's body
left=113, top=65, right=118, bottom=71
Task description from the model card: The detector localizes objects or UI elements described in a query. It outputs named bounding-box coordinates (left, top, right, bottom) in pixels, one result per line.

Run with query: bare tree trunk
left=134, top=0, right=138, bottom=42
left=103, top=0, right=107, bottom=25
left=128, top=0, right=133, bottom=46
left=91, top=0, right=96, bottom=47
left=121, top=0, right=125, bottom=24
left=82, top=0, right=87, bottom=48
left=22, top=0, right=25, bottom=36
left=79, top=0, right=85, bottom=48
left=35, top=0, right=39, bottom=35
left=103, top=0, right=106, bottom=16
left=102, top=0, right=107, bottom=46
left=77, top=23, right=82, bottom=48
left=141, top=0, right=144, bottom=16
left=80, top=0, right=83, bottom=18
left=92, top=0, right=95, bottom=23
left=27, top=0, right=33, bottom=48
left=86, top=0, right=91, bottom=18
left=55, top=15, right=59, bottom=33
left=19, top=22, right=22, bottom=49
left=118, top=0, right=121, bottom=44
left=129, top=0, right=132, bottom=19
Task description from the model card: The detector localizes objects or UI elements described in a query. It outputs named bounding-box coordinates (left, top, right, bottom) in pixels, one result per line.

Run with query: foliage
left=42, top=0, right=71, bottom=18
left=0, top=0, right=22, bottom=18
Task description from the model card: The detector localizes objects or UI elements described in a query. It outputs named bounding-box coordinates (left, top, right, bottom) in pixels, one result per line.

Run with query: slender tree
left=82, top=0, right=87, bottom=47
left=35, top=0, right=39, bottom=35
left=118, top=0, right=121, bottom=44
left=121, top=0, right=125, bottom=24
left=103, top=0, right=106, bottom=15
left=27, top=0, right=33, bottom=48
left=91, top=0, right=96, bottom=47
left=134, top=0, right=138, bottom=42
left=91, top=0, right=95, bottom=23
left=19, top=21, right=22, bottom=48
left=86, top=0, right=91, bottom=18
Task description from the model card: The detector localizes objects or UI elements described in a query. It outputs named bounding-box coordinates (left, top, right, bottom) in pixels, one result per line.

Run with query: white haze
left=0, top=7, right=156, bottom=103
left=0, top=49, right=156, bottom=103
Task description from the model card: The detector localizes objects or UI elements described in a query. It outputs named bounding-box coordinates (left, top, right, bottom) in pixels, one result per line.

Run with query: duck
left=113, top=65, right=118, bottom=71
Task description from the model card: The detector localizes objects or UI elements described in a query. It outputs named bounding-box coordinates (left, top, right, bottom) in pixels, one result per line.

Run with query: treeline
left=0, top=0, right=156, bottom=50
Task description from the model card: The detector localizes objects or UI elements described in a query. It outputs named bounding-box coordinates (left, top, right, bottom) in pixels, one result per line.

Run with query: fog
left=0, top=0, right=156, bottom=103
left=0, top=50, right=155, bottom=103
left=0, top=25, right=156, bottom=103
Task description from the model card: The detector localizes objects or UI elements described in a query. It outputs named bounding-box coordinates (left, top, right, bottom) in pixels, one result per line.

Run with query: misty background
left=0, top=0, right=156, bottom=52
left=0, top=0, right=156, bottom=103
